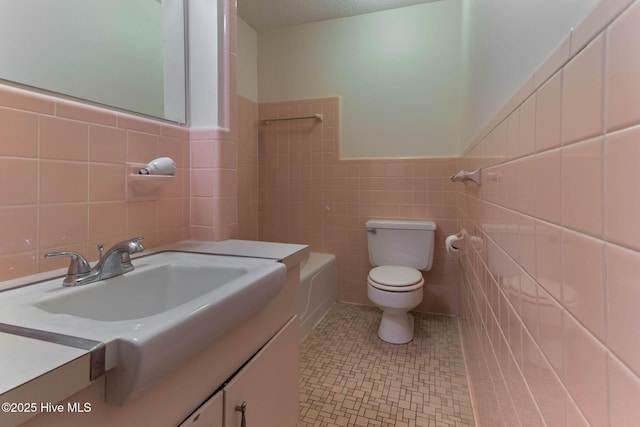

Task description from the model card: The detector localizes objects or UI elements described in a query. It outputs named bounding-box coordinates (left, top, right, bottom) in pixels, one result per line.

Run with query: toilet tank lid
left=366, top=219, right=437, bottom=230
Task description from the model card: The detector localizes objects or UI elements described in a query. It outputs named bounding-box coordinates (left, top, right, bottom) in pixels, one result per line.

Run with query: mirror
left=0, top=0, right=186, bottom=124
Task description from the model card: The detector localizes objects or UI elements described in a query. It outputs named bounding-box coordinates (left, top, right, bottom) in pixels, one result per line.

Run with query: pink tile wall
left=188, top=0, right=239, bottom=242
left=0, top=0, right=240, bottom=282
left=0, top=85, right=190, bottom=282
left=189, top=127, right=238, bottom=241
left=253, top=97, right=460, bottom=315
left=458, top=1, right=640, bottom=425
left=237, top=96, right=259, bottom=240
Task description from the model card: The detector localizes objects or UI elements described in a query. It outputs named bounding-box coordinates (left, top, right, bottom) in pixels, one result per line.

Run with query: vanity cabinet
left=179, top=391, right=223, bottom=427
left=15, top=245, right=305, bottom=427
left=180, top=316, right=299, bottom=427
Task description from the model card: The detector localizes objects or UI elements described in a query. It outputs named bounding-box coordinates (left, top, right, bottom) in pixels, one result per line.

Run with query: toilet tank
left=366, top=219, right=437, bottom=270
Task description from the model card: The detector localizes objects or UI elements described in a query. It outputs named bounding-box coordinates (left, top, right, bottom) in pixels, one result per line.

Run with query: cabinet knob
left=234, top=401, right=247, bottom=427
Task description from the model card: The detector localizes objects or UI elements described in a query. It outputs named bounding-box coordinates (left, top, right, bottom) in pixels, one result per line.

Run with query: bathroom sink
left=0, top=251, right=287, bottom=404
left=36, top=263, right=251, bottom=321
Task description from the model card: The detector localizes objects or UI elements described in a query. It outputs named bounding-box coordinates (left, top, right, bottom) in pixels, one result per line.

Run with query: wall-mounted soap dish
left=125, top=163, right=176, bottom=201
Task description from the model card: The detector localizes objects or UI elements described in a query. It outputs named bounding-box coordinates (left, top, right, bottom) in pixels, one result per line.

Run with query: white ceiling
left=237, top=0, right=443, bottom=32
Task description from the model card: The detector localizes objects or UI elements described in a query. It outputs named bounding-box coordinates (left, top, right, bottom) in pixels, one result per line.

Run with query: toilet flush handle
left=366, top=227, right=377, bottom=235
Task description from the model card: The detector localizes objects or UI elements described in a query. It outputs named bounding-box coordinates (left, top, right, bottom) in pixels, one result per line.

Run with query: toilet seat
left=368, top=265, right=424, bottom=292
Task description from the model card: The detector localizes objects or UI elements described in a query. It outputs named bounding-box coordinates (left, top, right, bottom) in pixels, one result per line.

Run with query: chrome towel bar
left=261, top=114, right=323, bottom=125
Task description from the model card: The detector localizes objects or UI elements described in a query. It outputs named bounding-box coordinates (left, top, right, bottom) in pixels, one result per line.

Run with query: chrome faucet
left=45, top=238, right=145, bottom=286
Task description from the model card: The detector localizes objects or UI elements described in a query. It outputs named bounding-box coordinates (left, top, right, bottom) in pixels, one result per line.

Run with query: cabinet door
left=178, top=390, right=223, bottom=427
left=224, top=316, right=299, bottom=427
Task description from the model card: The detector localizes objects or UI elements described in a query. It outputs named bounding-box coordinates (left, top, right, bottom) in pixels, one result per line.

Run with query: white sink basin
left=0, top=251, right=287, bottom=404
left=36, top=263, right=251, bottom=321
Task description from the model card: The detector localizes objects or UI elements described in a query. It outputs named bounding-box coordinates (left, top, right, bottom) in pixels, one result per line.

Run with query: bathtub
left=299, top=253, right=337, bottom=342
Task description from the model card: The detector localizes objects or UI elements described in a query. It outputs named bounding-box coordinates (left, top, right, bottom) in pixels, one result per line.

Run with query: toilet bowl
left=367, top=266, right=424, bottom=344
left=366, top=219, right=436, bottom=344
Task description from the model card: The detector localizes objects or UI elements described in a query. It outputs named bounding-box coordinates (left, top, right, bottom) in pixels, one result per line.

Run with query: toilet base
left=378, top=311, right=415, bottom=344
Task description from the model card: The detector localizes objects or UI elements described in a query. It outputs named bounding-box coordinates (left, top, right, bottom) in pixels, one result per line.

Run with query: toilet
left=366, top=219, right=436, bottom=344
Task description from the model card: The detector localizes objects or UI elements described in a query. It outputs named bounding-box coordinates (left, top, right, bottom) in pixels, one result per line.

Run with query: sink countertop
left=0, top=333, right=88, bottom=395
left=0, top=240, right=309, bottom=293
left=147, top=239, right=310, bottom=269
left=0, top=240, right=308, bottom=424
left=0, top=333, right=91, bottom=427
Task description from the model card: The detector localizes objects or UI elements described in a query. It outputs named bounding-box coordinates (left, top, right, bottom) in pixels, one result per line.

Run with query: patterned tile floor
left=298, top=303, right=475, bottom=427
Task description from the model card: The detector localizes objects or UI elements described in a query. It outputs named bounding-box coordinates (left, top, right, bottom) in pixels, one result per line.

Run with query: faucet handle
left=44, top=251, right=92, bottom=275
left=97, top=243, right=104, bottom=261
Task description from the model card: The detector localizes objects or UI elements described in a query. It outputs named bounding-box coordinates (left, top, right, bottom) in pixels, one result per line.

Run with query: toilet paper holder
left=450, top=168, right=481, bottom=186
left=445, top=229, right=483, bottom=256
left=445, top=231, right=465, bottom=256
